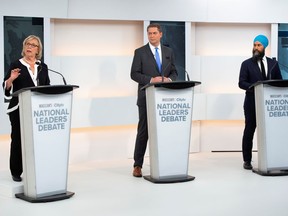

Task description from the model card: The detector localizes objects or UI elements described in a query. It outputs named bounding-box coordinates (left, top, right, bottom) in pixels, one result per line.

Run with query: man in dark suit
left=239, top=34, right=282, bottom=170
left=130, top=23, right=178, bottom=177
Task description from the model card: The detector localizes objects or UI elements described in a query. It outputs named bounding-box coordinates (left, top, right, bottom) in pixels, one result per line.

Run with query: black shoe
left=12, top=175, right=22, bottom=182
left=243, top=162, right=252, bottom=170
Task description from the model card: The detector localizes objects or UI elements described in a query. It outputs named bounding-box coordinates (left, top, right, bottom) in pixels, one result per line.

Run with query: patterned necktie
left=260, top=59, right=266, bottom=80
left=155, top=47, right=161, bottom=73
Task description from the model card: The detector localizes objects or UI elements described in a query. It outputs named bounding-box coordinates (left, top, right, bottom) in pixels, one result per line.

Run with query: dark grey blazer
left=130, top=43, right=178, bottom=106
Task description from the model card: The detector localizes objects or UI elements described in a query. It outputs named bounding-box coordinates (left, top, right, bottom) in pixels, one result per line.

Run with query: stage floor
left=0, top=151, right=287, bottom=216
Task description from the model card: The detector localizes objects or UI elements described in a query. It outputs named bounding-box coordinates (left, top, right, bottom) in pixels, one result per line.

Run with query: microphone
left=277, top=60, right=288, bottom=71
left=269, top=57, right=279, bottom=80
left=184, top=70, right=190, bottom=81
left=161, top=61, right=171, bottom=82
left=175, top=65, right=190, bottom=81
left=36, top=61, right=67, bottom=85
left=36, top=62, right=42, bottom=86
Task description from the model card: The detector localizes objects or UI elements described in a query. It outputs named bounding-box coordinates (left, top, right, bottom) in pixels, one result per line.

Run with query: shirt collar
left=149, top=43, right=161, bottom=52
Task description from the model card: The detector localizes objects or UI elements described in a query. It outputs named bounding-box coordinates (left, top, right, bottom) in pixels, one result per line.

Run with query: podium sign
left=253, top=80, right=288, bottom=175
left=143, top=81, right=200, bottom=183
left=13, top=85, right=78, bottom=202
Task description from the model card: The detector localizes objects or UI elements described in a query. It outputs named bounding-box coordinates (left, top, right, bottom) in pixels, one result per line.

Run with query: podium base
left=15, top=191, right=75, bottom=203
left=252, top=168, right=288, bottom=176
left=143, top=175, right=195, bottom=184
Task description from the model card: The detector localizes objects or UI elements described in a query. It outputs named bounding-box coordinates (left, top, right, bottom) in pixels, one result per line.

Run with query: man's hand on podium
left=151, top=76, right=172, bottom=83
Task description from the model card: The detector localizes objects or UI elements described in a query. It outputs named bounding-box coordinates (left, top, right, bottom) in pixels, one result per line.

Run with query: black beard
left=252, top=48, right=265, bottom=62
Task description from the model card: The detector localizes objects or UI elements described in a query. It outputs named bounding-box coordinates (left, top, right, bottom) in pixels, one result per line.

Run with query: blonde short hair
left=21, top=35, right=43, bottom=60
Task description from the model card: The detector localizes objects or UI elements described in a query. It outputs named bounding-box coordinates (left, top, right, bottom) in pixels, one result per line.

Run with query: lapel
left=161, top=45, right=169, bottom=74
left=252, top=59, right=264, bottom=80
left=18, top=60, right=37, bottom=86
left=266, top=58, right=273, bottom=79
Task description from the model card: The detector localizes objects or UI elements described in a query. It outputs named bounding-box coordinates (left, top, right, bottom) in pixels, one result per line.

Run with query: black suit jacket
left=239, top=57, right=282, bottom=96
left=130, top=43, right=178, bottom=106
left=3, top=60, right=50, bottom=112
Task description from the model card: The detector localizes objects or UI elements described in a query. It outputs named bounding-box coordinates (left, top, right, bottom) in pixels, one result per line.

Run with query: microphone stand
left=36, top=61, right=67, bottom=85
left=48, top=68, right=67, bottom=85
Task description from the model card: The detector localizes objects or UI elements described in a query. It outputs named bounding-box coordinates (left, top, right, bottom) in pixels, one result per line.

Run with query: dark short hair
left=147, top=23, right=162, bottom=33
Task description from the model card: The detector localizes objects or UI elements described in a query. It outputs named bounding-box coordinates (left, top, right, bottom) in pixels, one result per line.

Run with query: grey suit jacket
left=130, top=43, right=178, bottom=106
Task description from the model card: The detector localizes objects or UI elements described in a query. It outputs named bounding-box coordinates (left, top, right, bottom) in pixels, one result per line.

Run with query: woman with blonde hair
left=2, top=35, right=50, bottom=181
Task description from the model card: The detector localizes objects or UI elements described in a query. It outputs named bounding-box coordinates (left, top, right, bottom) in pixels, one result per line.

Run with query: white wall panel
left=66, top=0, right=208, bottom=21
left=71, top=97, right=138, bottom=128
left=200, top=120, right=258, bottom=152
left=206, top=0, right=288, bottom=23
left=49, top=56, right=139, bottom=127
left=49, top=56, right=137, bottom=97
left=195, top=23, right=271, bottom=56
left=199, top=56, right=246, bottom=94
left=191, top=121, right=201, bottom=152
left=0, top=0, right=69, bottom=18
left=206, top=94, right=244, bottom=120
left=51, top=19, right=143, bottom=56
left=0, top=16, right=10, bottom=134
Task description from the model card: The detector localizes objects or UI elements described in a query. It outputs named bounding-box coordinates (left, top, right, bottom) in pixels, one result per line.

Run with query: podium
left=252, top=80, right=288, bottom=176
left=12, top=85, right=78, bottom=202
left=142, top=81, right=200, bottom=183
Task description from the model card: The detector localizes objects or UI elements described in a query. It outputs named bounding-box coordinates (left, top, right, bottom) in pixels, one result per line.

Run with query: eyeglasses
left=25, top=42, right=39, bottom=48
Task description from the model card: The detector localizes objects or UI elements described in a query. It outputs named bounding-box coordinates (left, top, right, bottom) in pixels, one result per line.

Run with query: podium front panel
left=19, top=90, right=73, bottom=198
left=146, top=86, right=193, bottom=179
left=255, top=84, right=288, bottom=171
